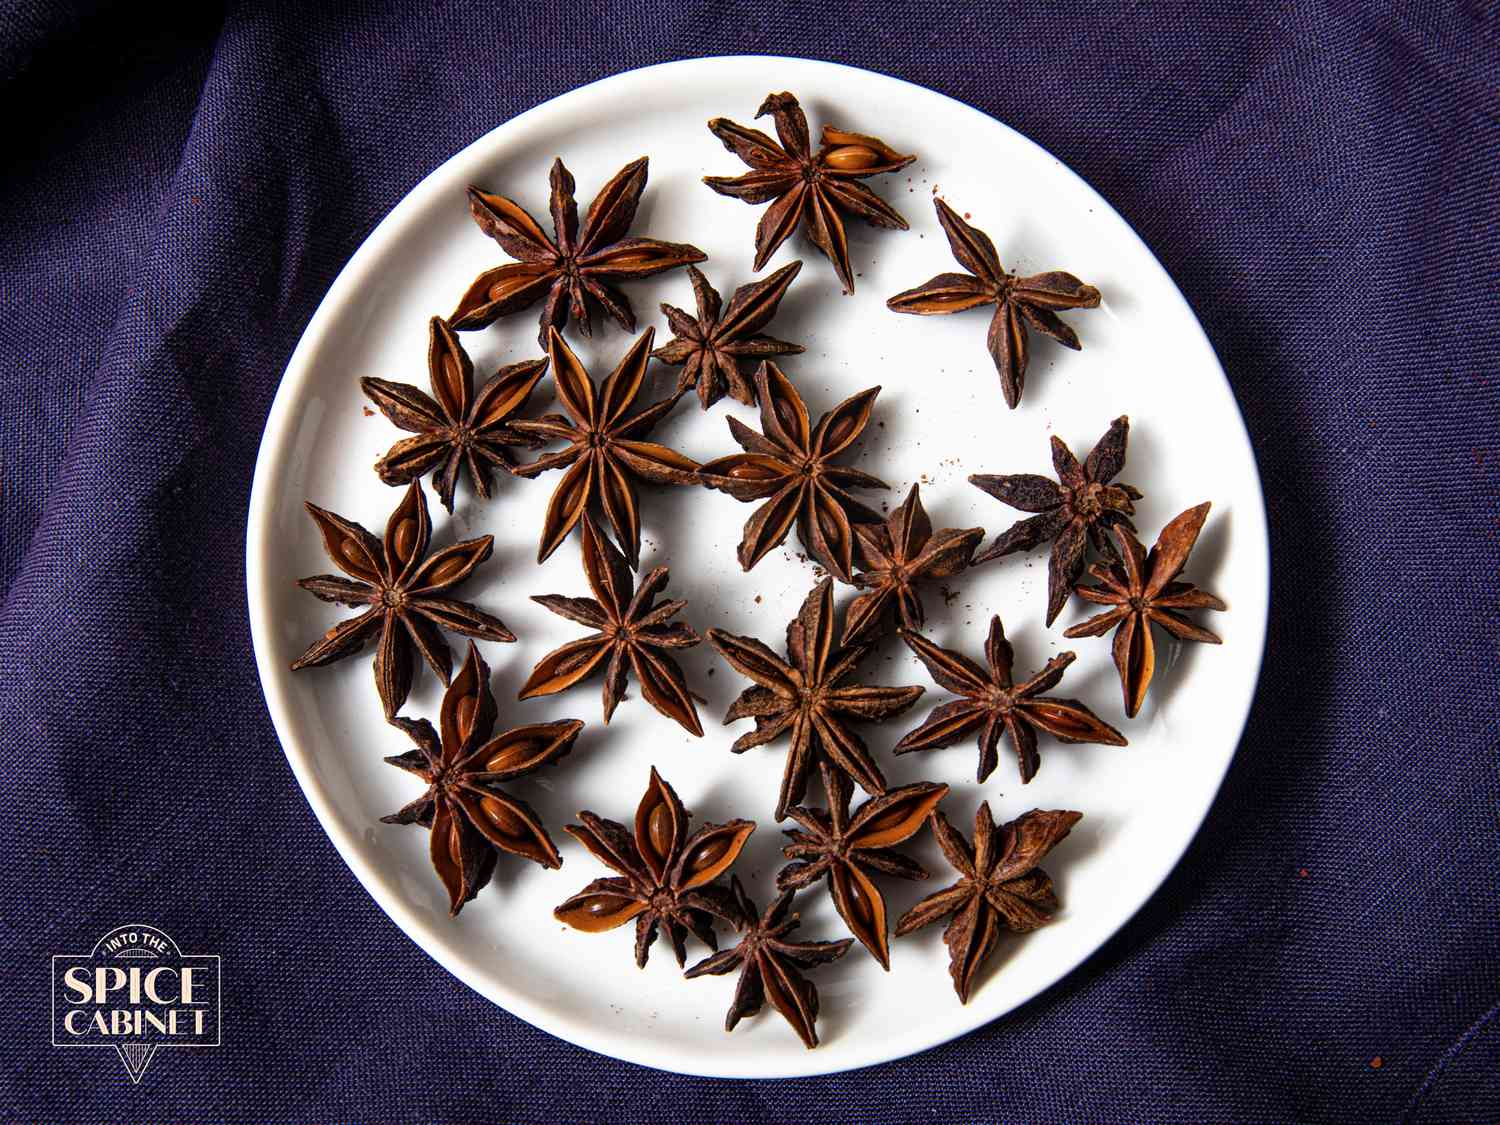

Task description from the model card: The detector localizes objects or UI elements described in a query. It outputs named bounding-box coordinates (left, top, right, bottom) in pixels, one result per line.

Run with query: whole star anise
left=651, top=261, right=806, bottom=409
left=706, top=577, right=924, bottom=820
left=450, top=157, right=706, bottom=348
left=698, top=361, right=886, bottom=582
left=887, top=198, right=1101, bottom=409
left=969, top=416, right=1142, bottom=624
left=704, top=91, right=915, bottom=294
left=380, top=641, right=584, bottom=916
left=520, top=515, right=704, bottom=735
left=896, top=803, right=1082, bottom=1003
left=509, top=327, right=699, bottom=567
left=1063, top=502, right=1226, bottom=717
left=290, top=480, right=515, bottom=718
left=553, top=767, right=755, bottom=967
left=360, top=316, right=547, bottom=513
left=778, top=762, right=948, bottom=969
left=684, top=876, right=853, bottom=1049
left=897, top=616, right=1125, bottom=784
left=843, top=483, right=984, bottom=644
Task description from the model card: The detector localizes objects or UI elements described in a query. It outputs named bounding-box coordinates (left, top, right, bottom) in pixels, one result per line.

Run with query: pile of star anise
left=289, top=91, right=1227, bottom=1050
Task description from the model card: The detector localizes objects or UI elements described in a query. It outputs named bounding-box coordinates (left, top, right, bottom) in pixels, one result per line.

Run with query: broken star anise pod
left=451, top=156, right=706, bottom=348
left=887, top=198, right=1101, bottom=409
left=704, top=91, right=915, bottom=294
left=779, top=762, right=948, bottom=969
left=553, top=767, right=755, bottom=967
left=520, top=515, right=704, bottom=736
left=290, top=480, right=515, bottom=719
left=1063, top=502, right=1226, bottom=718
left=843, top=482, right=984, bottom=644
left=685, top=876, right=853, bottom=1049
left=969, top=415, right=1143, bottom=625
left=509, top=327, right=699, bottom=567
left=698, top=360, right=886, bottom=582
left=380, top=641, right=584, bottom=916
left=707, top=577, right=925, bottom=820
left=897, top=615, right=1125, bottom=784
left=896, top=803, right=1082, bottom=1003
left=361, top=316, right=547, bottom=513
left=651, top=261, right=806, bottom=409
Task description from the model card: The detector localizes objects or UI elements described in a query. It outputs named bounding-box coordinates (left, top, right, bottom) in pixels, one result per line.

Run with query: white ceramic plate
left=247, top=56, right=1267, bottom=1078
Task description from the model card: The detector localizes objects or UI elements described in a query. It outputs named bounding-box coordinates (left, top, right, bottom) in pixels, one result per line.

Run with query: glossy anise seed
left=887, top=198, right=1101, bottom=409
left=844, top=483, right=984, bottom=644
left=520, top=515, right=705, bottom=735
left=554, top=767, right=755, bottom=967
left=361, top=316, right=548, bottom=513
left=380, top=642, right=584, bottom=915
left=896, top=803, right=1081, bottom=1003
left=969, top=415, right=1142, bottom=625
left=704, top=91, right=915, bottom=293
left=509, top=328, right=699, bottom=568
left=289, top=480, right=515, bottom=718
left=684, top=876, right=853, bottom=1049
left=707, top=578, right=924, bottom=820
left=779, top=762, right=948, bottom=968
left=451, top=157, right=706, bottom=348
left=1063, top=502, right=1226, bottom=717
left=698, top=361, right=886, bottom=581
left=651, top=261, right=806, bottom=409
left=897, top=615, right=1125, bottom=784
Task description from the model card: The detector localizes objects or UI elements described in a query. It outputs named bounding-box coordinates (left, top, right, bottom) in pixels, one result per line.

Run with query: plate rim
left=245, top=52, right=1270, bottom=1079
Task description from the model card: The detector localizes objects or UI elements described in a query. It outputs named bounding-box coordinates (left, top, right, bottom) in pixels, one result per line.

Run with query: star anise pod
left=553, top=767, right=755, bottom=967
left=519, top=515, right=704, bottom=735
left=290, top=480, right=515, bottom=718
left=969, top=416, right=1143, bottom=625
left=887, top=198, right=1101, bottom=409
left=685, top=876, right=853, bottom=1049
left=896, top=803, right=1081, bottom=1003
left=843, top=483, right=984, bottom=644
left=450, top=157, right=706, bottom=348
left=509, top=327, right=699, bottom=567
left=360, top=316, right=547, bottom=513
left=704, top=91, right=915, bottom=294
left=706, top=577, right=924, bottom=820
left=896, top=616, right=1125, bottom=784
left=651, top=261, right=806, bottom=409
left=380, top=641, right=584, bottom=916
left=778, top=762, right=948, bottom=969
left=1063, top=502, right=1226, bottom=717
left=698, top=361, right=886, bottom=582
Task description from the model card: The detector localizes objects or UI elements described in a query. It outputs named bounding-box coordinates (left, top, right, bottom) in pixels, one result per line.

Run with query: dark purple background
left=2, top=3, right=1496, bottom=1121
